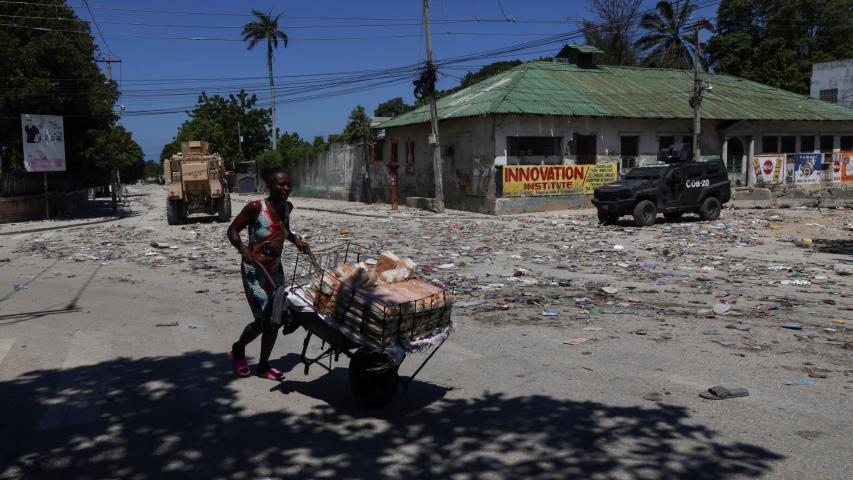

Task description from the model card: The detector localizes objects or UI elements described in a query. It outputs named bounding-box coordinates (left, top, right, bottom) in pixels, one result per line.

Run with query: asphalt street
left=0, top=185, right=850, bottom=479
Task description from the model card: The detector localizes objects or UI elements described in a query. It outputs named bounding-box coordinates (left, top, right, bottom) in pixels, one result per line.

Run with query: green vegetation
left=635, top=0, right=712, bottom=70
left=0, top=1, right=139, bottom=190
left=160, top=90, right=271, bottom=169
left=707, top=0, right=853, bottom=95
left=581, top=0, right=642, bottom=66
left=242, top=10, right=288, bottom=150
left=374, top=97, right=413, bottom=117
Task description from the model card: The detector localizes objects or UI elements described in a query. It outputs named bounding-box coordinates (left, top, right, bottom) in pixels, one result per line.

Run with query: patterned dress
left=241, top=199, right=294, bottom=322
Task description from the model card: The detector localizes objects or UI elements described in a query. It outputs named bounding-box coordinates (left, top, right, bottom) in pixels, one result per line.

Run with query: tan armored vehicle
left=164, top=140, right=231, bottom=225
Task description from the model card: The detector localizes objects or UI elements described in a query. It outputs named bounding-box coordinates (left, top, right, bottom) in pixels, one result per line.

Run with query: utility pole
left=691, top=22, right=702, bottom=163
left=422, top=0, right=445, bottom=213
left=96, top=55, right=122, bottom=215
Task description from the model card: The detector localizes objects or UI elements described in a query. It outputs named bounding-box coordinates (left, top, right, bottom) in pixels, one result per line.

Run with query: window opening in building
left=820, top=136, right=834, bottom=152
left=819, top=88, right=838, bottom=103
left=507, top=136, right=561, bottom=159
left=574, top=134, right=596, bottom=164
left=620, top=136, right=639, bottom=171
left=800, top=136, right=815, bottom=152
left=761, top=136, right=779, bottom=153
left=659, top=136, right=674, bottom=150
left=726, top=138, right=744, bottom=174
left=780, top=136, right=796, bottom=153
left=390, top=142, right=399, bottom=164
left=405, top=140, right=415, bottom=174
left=841, top=136, right=853, bottom=151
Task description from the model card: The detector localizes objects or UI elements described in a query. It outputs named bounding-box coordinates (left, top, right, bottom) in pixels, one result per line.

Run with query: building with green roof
left=370, top=47, right=853, bottom=213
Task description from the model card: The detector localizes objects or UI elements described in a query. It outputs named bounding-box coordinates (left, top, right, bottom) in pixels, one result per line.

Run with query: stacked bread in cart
left=304, top=251, right=453, bottom=349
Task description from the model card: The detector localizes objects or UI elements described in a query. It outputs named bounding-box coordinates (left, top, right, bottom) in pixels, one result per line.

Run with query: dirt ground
left=0, top=184, right=850, bottom=479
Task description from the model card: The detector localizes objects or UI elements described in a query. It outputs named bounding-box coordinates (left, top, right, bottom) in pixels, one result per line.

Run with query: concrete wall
left=811, top=59, right=853, bottom=108
left=382, top=117, right=498, bottom=213
left=0, top=189, right=89, bottom=223
left=291, top=142, right=394, bottom=204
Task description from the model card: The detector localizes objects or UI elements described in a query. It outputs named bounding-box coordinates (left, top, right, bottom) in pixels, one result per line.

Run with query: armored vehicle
left=164, top=140, right=231, bottom=225
left=592, top=144, right=731, bottom=227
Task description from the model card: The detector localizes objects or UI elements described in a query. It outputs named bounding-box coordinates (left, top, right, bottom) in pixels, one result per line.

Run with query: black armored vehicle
left=592, top=144, right=731, bottom=227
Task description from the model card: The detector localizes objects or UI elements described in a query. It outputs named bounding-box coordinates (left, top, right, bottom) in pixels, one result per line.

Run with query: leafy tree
left=374, top=97, right=413, bottom=117
left=160, top=90, right=270, bottom=169
left=707, top=0, right=853, bottom=95
left=84, top=125, right=143, bottom=213
left=143, top=160, right=162, bottom=178
left=343, top=106, right=372, bottom=144
left=254, top=149, right=282, bottom=171
left=582, top=0, right=642, bottom=65
left=276, top=131, right=314, bottom=169
left=242, top=10, right=288, bottom=150
left=0, top=1, right=118, bottom=189
left=312, top=135, right=328, bottom=153
left=635, top=1, right=712, bottom=69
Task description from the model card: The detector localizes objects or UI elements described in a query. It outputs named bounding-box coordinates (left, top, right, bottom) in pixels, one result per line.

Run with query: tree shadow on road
left=0, top=351, right=784, bottom=479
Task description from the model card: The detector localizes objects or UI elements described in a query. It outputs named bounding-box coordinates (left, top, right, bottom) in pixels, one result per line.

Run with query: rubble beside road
left=6, top=184, right=852, bottom=369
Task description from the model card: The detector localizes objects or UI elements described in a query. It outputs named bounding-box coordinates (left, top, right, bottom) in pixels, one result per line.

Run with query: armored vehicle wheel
left=166, top=200, right=183, bottom=225
left=632, top=200, right=657, bottom=227
left=349, top=347, right=399, bottom=409
left=216, top=194, right=232, bottom=222
left=597, top=209, right=619, bottom=225
left=699, top=197, right=721, bottom=221
left=664, top=212, right=683, bottom=221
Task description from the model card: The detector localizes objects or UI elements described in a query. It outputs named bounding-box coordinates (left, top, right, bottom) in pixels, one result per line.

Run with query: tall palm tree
left=242, top=10, right=288, bottom=150
left=634, top=0, right=711, bottom=70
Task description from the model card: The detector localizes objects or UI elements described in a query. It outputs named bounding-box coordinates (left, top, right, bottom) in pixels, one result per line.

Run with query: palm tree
left=242, top=10, right=288, bottom=150
left=634, top=0, right=711, bottom=70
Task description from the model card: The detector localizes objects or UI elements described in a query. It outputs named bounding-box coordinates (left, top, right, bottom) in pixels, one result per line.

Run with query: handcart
left=264, top=243, right=454, bottom=408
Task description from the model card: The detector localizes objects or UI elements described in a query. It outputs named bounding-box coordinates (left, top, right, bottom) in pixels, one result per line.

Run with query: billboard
left=20, top=114, right=66, bottom=172
left=793, top=153, right=821, bottom=185
left=501, top=163, right=618, bottom=196
left=750, top=154, right=786, bottom=185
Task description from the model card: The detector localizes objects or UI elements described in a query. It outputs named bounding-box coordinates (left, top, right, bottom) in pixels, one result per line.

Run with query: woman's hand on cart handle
left=239, top=245, right=255, bottom=264
left=294, top=238, right=310, bottom=254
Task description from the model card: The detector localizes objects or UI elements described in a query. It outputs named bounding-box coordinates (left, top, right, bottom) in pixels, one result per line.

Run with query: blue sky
left=72, top=0, right=717, bottom=160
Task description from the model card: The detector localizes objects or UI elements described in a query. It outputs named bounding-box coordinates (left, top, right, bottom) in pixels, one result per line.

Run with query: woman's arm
left=227, top=201, right=260, bottom=263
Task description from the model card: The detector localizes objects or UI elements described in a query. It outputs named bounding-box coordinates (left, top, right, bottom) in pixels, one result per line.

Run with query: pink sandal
left=258, top=367, right=284, bottom=381
left=229, top=351, right=251, bottom=378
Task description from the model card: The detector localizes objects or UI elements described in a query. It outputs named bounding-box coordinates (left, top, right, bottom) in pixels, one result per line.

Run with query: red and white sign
left=750, top=154, right=785, bottom=185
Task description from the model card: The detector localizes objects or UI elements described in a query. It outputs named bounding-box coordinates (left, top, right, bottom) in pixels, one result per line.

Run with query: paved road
left=0, top=186, right=849, bottom=479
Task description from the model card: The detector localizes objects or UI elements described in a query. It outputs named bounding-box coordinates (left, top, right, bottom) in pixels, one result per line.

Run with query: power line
left=82, top=0, right=113, bottom=56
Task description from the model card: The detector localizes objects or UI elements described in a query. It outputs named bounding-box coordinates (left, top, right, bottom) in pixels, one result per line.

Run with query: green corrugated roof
left=378, top=61, right=853, bottom=128
left=563, top=44, right=606, bottom=54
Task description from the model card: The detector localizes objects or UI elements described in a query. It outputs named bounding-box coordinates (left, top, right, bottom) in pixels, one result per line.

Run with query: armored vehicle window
left=625, top=166, right=665, bottom=179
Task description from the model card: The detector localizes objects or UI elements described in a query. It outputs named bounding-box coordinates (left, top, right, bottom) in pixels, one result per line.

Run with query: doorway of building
left=575, top=134, right=596, bottom=164
left=726, top=137, right=744, bottom=182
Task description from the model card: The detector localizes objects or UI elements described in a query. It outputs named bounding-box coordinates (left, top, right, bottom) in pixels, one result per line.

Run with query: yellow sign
left=501, top=163, right=618, bottom=196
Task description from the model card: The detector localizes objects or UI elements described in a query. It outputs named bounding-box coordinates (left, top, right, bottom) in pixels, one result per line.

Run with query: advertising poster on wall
left=750, top=154, right=786, bottom=185
left=793, top=153, right=822, bottom=185
left=501, top=163, right=618, bottom=196
left=20, top=114, right=66, bottom=172
left=830, top=153, right=842, bottom=183
left=838, top=152, right=853, bottom=183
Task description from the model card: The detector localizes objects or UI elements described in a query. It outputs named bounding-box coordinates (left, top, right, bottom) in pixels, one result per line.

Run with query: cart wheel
left=349, top=347, right=399, bottom=409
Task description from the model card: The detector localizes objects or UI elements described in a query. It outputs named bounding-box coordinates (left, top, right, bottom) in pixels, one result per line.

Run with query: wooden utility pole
left=96, top=55, right=122, bottom=215
left=691, top=22, right=702, bottom=163
left=422, top=0, right=445, bottom=213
